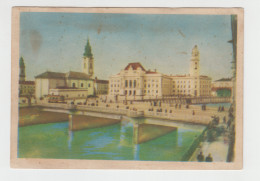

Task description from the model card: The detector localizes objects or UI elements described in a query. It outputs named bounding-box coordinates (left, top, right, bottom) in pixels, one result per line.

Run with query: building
left=35, top=39, right=96, bottom=101
left=211, top=78, right=233, bottom=97
left=19, top=57, right=36, bottom=104
left=170, top=45, right=212, bottom=97
left=94, top=78, right=109, bottom=95
left=35, top=71, right=94, bottom=100
left=109, top=62, right=172, bottom=101
left=108, top=45, right=212, bottom=101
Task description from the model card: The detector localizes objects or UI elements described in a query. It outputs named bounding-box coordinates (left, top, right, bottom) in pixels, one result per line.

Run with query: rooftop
left=124, top=62, right=146, bottom=71
left=35, top=71, right=65, bottom=79
left=215, top=78, right=232, bottom=82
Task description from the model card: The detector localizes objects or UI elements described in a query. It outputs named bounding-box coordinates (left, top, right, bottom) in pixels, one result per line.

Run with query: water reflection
left=68, top=130, right=74, bottom=150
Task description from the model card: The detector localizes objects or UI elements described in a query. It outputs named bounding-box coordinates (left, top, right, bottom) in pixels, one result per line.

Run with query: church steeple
left=19, top=56, right=26, bottom=81
left=83, top=38, right=93, bottom=58
left=189, top=45, right=200, bottom=77
left=82, top=38, right=94, bottom=78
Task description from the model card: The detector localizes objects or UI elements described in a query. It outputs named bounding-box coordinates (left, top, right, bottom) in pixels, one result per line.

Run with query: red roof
left=124, top=62, right=146, bottom=71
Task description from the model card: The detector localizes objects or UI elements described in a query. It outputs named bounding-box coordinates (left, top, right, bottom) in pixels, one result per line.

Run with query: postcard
left=11, top=7, right=243, bottom=169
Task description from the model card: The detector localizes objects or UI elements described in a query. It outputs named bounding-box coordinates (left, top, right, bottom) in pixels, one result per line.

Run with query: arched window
left=72, top=83, right=76, bottom=88
left=125, top=80, right=128, bottom=88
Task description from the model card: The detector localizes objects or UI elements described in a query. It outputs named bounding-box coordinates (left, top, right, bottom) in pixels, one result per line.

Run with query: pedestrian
left=197, top=152, right=205, bottom=162
left=205, top=153, right=213, bottom=162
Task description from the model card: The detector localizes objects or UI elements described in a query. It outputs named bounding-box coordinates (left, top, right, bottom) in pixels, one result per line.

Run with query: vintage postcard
left=11, top=7, right=243, bottom=169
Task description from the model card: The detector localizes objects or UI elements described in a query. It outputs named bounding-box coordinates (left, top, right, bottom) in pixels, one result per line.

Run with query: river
left=18, top=116, right=205, bottom=161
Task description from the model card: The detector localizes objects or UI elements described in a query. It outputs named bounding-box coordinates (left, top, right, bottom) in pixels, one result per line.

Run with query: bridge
left=133, top=96, right=231, bottom=105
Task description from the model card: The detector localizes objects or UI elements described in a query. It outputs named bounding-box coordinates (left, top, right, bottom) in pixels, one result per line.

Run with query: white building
left=170, top=45, right=212, bottom=97
left=109, top=62, right=172, bottom=101
left=108, top=45, right=212, bottom=101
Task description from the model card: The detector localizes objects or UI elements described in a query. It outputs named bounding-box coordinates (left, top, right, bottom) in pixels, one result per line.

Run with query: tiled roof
left=35, top=71, right=65, bottom=79
left=94, top=79, right=109, bottom=84
left=124, top=62, right=146, bottom=71
left=19, top=81, right=35, bottom=85
left=66, top=71, right=91, bottom=80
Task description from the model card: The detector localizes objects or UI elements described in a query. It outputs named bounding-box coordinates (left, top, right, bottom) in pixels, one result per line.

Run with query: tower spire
left=83, top=38, right=93, bottom=58
left=82, top=38, right=94, bottom=78
left=19, top=56, right=26, bottom=81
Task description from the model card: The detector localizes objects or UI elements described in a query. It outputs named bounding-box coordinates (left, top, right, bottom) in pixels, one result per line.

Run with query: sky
left=19, top=12, right=234, bottom=81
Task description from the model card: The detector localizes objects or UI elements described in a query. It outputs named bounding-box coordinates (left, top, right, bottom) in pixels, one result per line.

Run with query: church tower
left=19, top=56, right=26, bottom=81
left=189, top=45, right=200, bottom=77
left=82, top=39, right=94, bottom=78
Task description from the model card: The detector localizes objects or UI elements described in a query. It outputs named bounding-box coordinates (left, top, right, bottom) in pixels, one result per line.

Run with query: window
left=133, top=80, right=136, bottom=88
left=129, top=80, right=132, bottom=88
left=72, top=83, right=76, bottom=88
left=88, top=83, right=91, bottom=87
left=125, top=80, right=128, bottom=87
left=81, top=83, right=84, bottom=88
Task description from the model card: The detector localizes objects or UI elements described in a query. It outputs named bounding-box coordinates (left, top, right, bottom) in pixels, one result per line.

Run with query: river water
left=18, top=118, right=205, bottom=161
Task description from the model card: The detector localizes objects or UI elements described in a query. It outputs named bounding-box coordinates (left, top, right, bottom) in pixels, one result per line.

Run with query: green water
left=18, top=120, right=203, bottom=161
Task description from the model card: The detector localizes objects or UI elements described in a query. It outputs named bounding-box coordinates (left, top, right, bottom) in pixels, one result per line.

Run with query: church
left=35, top=39, right=106, bottom=103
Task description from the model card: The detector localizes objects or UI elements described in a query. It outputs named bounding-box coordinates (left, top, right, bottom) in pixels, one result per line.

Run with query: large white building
left=109, top=62, right=172, bottom=101
left=108, top=45, right=212, bottom=101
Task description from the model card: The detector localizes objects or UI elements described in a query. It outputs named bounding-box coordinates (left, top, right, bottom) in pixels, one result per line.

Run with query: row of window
left=72, top=83, right=91, bottom=88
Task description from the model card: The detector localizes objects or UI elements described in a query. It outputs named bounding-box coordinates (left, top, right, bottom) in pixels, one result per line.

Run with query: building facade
left=170, top=45, right=211, bottom=97
left=35, top=39, right=109, bottom=101
left=94, top=78, right=109, bottom=95
left=109, top=62, right=172, bottom=101
left=35, top=71, right=94, bottom=99
left=108, top=45, right=212, bottom=101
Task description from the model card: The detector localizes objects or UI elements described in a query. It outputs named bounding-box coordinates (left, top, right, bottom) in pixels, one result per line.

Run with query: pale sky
left=19, top=12, right=233, bottom=81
